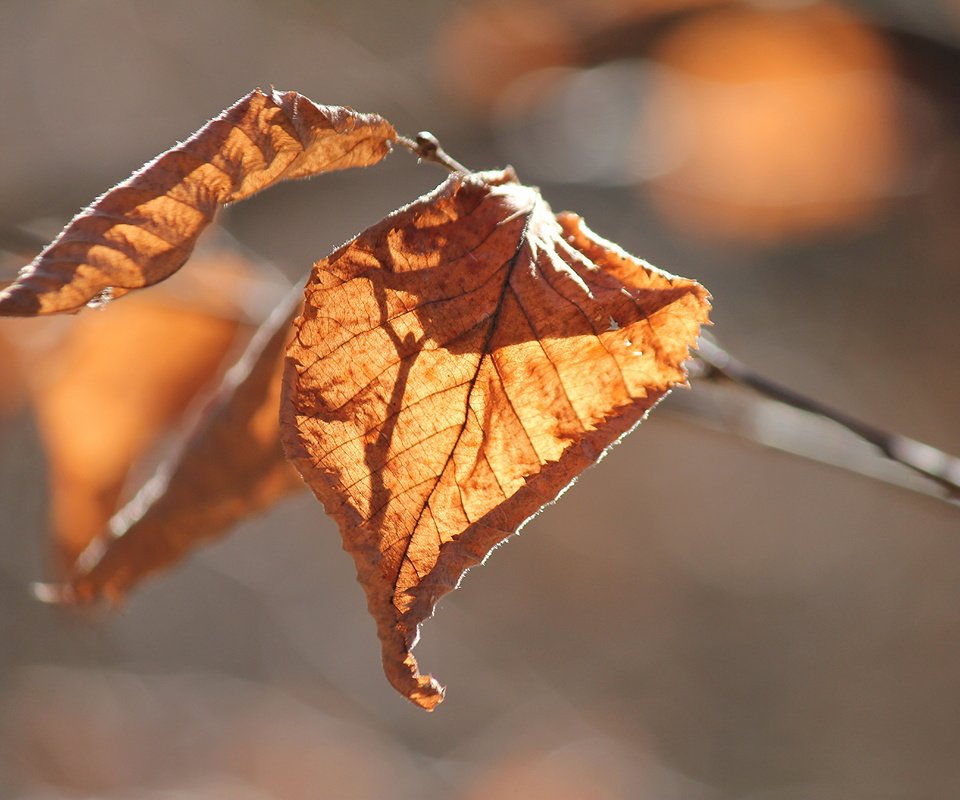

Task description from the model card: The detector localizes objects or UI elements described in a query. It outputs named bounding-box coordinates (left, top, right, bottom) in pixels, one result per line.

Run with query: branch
left=684, top=335, right=960, bottom=506
left=396, top=132, right=470, bottom=174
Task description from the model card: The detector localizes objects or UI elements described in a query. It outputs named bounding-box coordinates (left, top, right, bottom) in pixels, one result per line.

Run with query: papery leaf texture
left=281, top=168, right=711, bottom=709
left=57, top=286, right=305, bottom=605
left=0, top=90, right=396, bottom=315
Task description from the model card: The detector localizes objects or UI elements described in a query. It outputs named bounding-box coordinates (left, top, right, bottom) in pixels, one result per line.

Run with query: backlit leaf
left=57, top=287, right=305, bottom=605
left=28, top=301, right=243, bottom=572
left=4, top=246, right=287, bottom=573
left=0, top=325, right=27, bottom=417
left=282, top=168, right=710, bottom=709
left=0, top=90, right=396, bottom=316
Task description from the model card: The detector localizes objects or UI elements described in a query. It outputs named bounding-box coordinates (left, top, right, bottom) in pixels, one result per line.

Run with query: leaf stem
left=693, top=335, right=960, bottom=503
left=397, top=132, right=470, bottom=174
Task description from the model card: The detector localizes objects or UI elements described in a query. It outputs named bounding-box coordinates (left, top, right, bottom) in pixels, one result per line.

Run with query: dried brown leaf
left=29, top=301, right=243, bottom=571
left=58, top=287, right=304, bottom=605
left=282, top=169, right=710, bottom=709
left=0, top=90, right=396, bottom=316
left=0, top=326, right=27, bottom=416
left=3, top=247, right=284, bottom=572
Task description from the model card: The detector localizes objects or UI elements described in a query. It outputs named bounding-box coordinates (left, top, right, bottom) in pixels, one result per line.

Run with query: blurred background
left=1, top=0, right=959, bottom=797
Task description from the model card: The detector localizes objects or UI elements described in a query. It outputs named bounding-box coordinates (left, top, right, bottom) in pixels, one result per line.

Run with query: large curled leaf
left=282, top=169, right=711, bottom=709
left=52, top=287, right=305, bottom=605
left=0, top=90, right=396, bottom=316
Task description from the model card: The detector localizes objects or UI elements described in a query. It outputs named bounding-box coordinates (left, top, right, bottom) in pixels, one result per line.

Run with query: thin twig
left=396, top=132, right=470, bottom=174
left=692, top=335, right=960, bottom=504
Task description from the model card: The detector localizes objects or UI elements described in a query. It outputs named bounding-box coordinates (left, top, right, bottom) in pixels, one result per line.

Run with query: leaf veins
left=281, top=168, right=711, bottom=709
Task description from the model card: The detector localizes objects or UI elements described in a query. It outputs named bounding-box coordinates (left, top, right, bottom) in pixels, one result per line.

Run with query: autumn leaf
left=4, top=83, right=709, bottom=708
left=1, top=246, right=285, bottom=573
left=52, top=286, right=305, bottom=605
left=0, top=90, right=396, bottom=316
left=28, top=302, right=242, bottom=571
left=281, top=168, right=710, bottom=709
left=0, top=324, right=27, bottom=417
